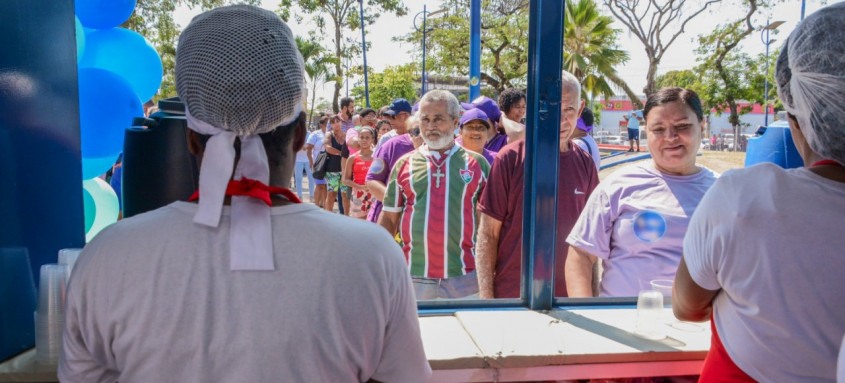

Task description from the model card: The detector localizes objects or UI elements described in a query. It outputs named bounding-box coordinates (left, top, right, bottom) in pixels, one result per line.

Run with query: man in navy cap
left=375, top=98, right=413, bottom=150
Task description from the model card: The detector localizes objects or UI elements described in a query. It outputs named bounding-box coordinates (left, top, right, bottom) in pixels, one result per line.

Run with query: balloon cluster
left=75, top=0, right=162, bottom=241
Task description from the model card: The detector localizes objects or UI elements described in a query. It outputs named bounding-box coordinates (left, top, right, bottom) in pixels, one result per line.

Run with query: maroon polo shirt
left=477, top=139, right=598, bottom=298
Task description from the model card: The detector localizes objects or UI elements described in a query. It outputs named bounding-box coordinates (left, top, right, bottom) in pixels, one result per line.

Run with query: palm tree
left=295, top=37, right=338, bottom=127
left=564, top=0, right=642, bottom=108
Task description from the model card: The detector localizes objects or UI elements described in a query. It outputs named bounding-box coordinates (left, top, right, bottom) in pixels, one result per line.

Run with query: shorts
left=627, top=128, right=640, bottom=141
left=313, top=178, right=327, bottom=185
left=325, top=172, right=350, bottom=193
left=412, top=271, right=479, bottom=300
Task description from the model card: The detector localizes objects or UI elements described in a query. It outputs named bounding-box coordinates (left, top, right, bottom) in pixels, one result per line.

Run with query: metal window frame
left=418, top=0, right=643, bottom=314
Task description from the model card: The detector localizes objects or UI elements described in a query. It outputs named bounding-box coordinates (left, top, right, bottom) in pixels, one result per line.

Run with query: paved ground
left=599, top=150, right=746, bottom=181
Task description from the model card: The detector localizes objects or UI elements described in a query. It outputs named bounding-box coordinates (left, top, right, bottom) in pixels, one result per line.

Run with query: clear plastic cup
left=635, top=289, right=665, bottom=340
left=58, top=248, right=82, bottom=280
left=35, top=264, right=68, bottom=365
left=650, top=279, right=673, bottom=307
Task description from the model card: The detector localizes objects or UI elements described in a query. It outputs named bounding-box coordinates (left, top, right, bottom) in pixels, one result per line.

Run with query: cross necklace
left=429, top=155, right=448, bottom=188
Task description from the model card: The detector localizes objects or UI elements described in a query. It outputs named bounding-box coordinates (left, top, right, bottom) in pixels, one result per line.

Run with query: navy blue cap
left=384, top=98, right=412, bottom=116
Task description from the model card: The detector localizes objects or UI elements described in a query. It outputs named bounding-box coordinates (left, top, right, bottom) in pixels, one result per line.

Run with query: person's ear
left=186, top=129, right=203, bottom=156
left=578, top=99, right=586, bottom=117
left=292, top=112, right=307, bottom=152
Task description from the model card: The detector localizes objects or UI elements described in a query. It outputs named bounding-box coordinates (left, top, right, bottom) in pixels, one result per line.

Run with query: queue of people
left=58, top=3, right=845, bottom=382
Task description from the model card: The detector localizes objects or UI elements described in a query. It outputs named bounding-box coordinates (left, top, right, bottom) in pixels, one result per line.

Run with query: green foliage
left=692, top=0, right=763, bottom=126
left=124, top=0, right=261, bottom=100
left=397, top=0, right=530, bottom=93
left=564, top=0, right=636, bottom=105
left=296, top=36, right=339, bottom=125
left=351, top=64, right=418, bottom=109
left=655, top=70, right=701, bottom=91
left=277, top=0, right=407, bottom=112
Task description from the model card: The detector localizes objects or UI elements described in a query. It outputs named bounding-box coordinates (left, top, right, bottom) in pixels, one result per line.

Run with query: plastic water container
left=745, top=121, right=804, bottom=169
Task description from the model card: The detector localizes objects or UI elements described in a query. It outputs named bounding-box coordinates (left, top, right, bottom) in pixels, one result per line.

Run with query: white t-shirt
left=574, top=135, right=601, bottom=171
left=60, top=202, right=431, bottom=383
left=684, top=163, right=845, bottom=383
left=567, top=162, right=718, bottom=297
left=306, top=130, right=325, bottom=161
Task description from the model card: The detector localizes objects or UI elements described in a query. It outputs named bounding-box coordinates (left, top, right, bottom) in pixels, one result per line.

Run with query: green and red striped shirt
left=383, top=145, right=490, bottom=278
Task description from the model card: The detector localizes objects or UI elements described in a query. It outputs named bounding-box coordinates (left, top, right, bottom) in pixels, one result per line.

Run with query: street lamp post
left=358, top=0, right=370, bottom=107
left=761, top=20, right=784, bottom=128
left=801, top=0, right=806, bottom=20
left=469, top=0, right=481, bottom=100
left=414, top=6, right=446, bottom=96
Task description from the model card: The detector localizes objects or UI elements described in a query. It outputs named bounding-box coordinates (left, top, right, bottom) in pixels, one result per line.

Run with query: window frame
left=418, top=0, right=638, bottom=313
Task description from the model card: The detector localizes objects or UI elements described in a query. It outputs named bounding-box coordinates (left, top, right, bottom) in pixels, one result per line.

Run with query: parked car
left=604, top=135, right=625, bottom=145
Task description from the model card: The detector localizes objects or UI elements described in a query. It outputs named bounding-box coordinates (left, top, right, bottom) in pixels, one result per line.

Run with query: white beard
left=423, top=134, right=455, bottom=150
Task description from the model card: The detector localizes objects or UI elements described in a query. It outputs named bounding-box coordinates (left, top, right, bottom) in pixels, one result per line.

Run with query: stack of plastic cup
left=35, top=264, right=68, bottom=365
left=58, top=248, right=82, bottom=282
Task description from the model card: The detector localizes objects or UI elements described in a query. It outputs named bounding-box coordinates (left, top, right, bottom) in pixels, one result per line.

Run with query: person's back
left=675, top=6, right=845, bottom=380
left=62, top=203, right=428, bottom=382
left=684, top=163, right=845, bottom=381
left=59, top=6, right=430, bottom=382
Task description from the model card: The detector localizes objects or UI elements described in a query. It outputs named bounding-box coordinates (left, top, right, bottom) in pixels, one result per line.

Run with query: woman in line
left=673, top=5, right=845, bottom=381
left=342, top=126, right=376, bottom=219
left=565, top=87, right=718, bottom=297
left=322, top=115, right=348, bottom=213
left=376, top=119, right=392, bottom=139
left=498, top=88, right=526, bottom=124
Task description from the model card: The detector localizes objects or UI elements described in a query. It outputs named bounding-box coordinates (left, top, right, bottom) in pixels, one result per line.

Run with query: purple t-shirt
left=484, top=132, right=508, bottom=153
left=481, top=149, right=495, bottom=166
left=566, top=162, right=719, bottom=297
left=365, top=134, right=415, bottom=223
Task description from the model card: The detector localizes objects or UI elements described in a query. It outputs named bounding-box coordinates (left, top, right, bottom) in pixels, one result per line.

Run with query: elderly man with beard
left=380, top=90, right=490, bottom=300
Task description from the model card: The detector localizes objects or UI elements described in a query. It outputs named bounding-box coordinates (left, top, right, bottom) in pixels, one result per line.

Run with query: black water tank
left=122, top=97, right=198, bottom=218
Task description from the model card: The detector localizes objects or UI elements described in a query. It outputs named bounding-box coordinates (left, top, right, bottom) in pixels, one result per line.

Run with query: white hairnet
left=176, top=5, right=304, bottom=135
left=174, top=5, right=305, bottom=271
left=776, top=2, right=845, bottom=164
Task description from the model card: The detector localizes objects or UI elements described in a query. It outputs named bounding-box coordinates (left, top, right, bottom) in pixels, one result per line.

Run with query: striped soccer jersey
left=383, top=145, right=490, bottom=278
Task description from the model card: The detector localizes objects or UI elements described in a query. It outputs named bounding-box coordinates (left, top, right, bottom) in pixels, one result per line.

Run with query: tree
left=278, top=0, right=406, bottom=113
left=351, top=64, right=417, bottom=109
left=564, top=0, right=639, bottom=107
left=397, top=0, right=530, bottom=93
left=603, top=0, right=721, bottom=98
left=655, top=69, right=701, bottom=91
left=296, top=36, right=338, bottom=126
left=123, top=0, right=260, bottom=100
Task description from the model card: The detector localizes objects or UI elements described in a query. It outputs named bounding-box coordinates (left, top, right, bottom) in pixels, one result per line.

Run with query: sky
left=173, top=0, right=838, bottom=104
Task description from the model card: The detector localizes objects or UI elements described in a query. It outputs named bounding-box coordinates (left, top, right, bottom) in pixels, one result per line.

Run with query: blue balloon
left=75, top=0, right=136, bottom=30
left=78, top=68, right=142, bottom=170
left=81, top=153, right=119, bottom=180
left=80, top=28, right=163, bottom=103
left=75, top=17, right=85, bottom=63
